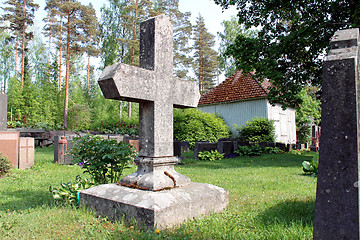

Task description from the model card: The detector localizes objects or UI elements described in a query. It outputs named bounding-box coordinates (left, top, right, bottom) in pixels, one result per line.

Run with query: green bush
left=68, top=105, right=92, bottom=130
left=0, top=153, right=11, bottom=177
left=234, top=145, right=282, bottom=156
left=198, top=150, right=224, bottom=161
left=70, top=135, right=137, bottom=184
left=174, top=109, right=231, bottom=148
left=235, top=117, right=275, bottom=143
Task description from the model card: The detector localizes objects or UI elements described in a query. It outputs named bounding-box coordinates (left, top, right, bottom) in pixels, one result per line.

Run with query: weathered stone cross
left=98, top=14, right=200, bottom=191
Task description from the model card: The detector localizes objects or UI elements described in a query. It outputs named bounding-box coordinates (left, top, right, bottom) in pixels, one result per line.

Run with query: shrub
left=70, top=135, right=137, bottom=184
left=174, top=109, right=231, bottom=148
left=49, top=175, right=94, bottom=207
left=198, top=150, right=224, bottom=161
left=235, top=145, right=262, bottom=156
left=302, top=154, right=318, bottom=176
left=0, top=153, right=11, bottom=177
left=68, top=105, right=92, bottom=130
left=235, top=117, right=276, bottom=143
left=234, top=145, right=282, bottom=156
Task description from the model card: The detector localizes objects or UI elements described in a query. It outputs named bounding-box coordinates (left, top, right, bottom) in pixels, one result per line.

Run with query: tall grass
left=0, top=147, right=317, bottom=239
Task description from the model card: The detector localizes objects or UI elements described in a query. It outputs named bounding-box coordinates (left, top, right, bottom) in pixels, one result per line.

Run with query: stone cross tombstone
left=81, top=14, right=228, bottom=230
left=313, top=28, right=360, bottom=239
left=98, top=14, right=200, bottom=191
left=0, top=93, right=7, bottom=130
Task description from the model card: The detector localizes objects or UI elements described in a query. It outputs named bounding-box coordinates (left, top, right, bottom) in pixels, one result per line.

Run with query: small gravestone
left=217, top=141, right=234, bottom=155
left=80, top=14, right=228, bottom=229
left=313, top=28, right=360, bottom=239
left=194, top=142, right=217, bottom=159
left=0, top=93, right=7, bottom=130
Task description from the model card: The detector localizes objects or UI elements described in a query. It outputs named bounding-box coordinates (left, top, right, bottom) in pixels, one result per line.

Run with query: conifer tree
left=2, top=0, right=39, bottom=87
left=193, top=15, right=219, bottom=96
left=100, top=0, right=156, bottom=120
left=44, top=0, right=66, bottom=90
left=82, top=3, right=100, bottom=96
left=154, top=0, right=193, bottom=79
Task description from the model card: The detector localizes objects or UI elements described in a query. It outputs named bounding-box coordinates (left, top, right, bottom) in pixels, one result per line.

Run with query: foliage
left=235, top=145, right=282, bottom=156
left=154, top=0, right=193, bottom=79
left=174, top=109, right=231, bottom=148
left=302, top=154, right=319, bottom=176
left=0, top=153, right=11, bottom=177
left=49, top=175, right=94, bottom=207
left=70, top=135, right=137, bottom=184
left=295, top=87, right=321, bottom=144
left=193, top=14, right=219, bottom=95
left=198, top=150, right=224, bottom=161
left=217, top=15, right=257, bottom=78
left=214, top=0, right=360, bottom=108
left=68, top=104, right=92, bottom=130
left=235, top=117, right=275, bottom=143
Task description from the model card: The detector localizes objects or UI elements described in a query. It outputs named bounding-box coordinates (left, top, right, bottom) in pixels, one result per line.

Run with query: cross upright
left=98, top=14, right=200, bottom=191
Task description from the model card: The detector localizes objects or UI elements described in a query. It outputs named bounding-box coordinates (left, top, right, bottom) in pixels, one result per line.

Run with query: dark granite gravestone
left=0, top=93, right=7, bottom=130
left=217, top=141, right=234, bottom=155
left=193, top=142, right=217, bottom=159
left=313, top=28, right=360, bottom=239
left=173, top=140, right=181, bottom=158
left=80, top=14, right=228, bottom=230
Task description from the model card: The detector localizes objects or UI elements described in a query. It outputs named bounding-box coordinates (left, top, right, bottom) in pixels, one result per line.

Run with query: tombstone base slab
left=80, top=182, right=228, bottom=230
left=120, top=156, right=191, bottom=191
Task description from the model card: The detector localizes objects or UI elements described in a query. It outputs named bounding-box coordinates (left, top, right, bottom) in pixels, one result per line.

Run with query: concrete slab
left=80, top=182, right=228, bottom=230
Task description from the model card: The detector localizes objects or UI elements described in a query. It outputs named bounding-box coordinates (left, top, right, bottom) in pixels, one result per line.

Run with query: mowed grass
left=0, top=146, right=317, bottom=239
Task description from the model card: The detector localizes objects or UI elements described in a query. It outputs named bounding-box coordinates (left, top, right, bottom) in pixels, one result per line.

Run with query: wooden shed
left=197, top=71, right=296, bottom=144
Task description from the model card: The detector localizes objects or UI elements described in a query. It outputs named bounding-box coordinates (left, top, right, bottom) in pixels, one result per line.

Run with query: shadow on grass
left=0, top=189, right=53, bottom=212
left=182, top=153, right=314, bottom=170
left=256, top=199, right=315, bottom=228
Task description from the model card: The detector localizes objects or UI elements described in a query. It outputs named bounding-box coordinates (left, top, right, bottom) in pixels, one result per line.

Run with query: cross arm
left=172, top=78, right=200, bottom=108
left=98, top=63, right=157, bottom=103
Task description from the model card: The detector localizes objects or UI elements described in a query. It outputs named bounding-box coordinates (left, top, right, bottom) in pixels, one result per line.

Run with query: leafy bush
left=235, top=145, right=262, bottom=156
left=174, top=109, right=231, bottom=148
left=234, top=145, right=282, bottom=156
left=70, top=135, right=137, bottom=184
left=0, top=153, right=11, bottom=177
left=49, top=175, right=94, bottom=206
left=302, top=154, right=318, bottom=176
left=198, top=150, right=224, bottom=161
left=235, top=117, right=275, bottom=143
left=68, top=105, right=92, bottom=130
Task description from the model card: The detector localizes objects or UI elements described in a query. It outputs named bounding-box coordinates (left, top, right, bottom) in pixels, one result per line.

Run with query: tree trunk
left=59, top=15, right=63, bottom=91
left=20, top=0, right=26, bottom=87
left=87, top=41, right=91, bottom=96
left=14, top=33, right=18, bottom=77
left=48, top=35, right=51, bottom=67
left=63, top=11, right=71, bottom=129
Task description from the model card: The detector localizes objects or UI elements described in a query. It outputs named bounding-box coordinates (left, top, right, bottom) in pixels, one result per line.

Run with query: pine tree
left=81, top=3, right=100, bottom=96
left=2, top=0, right=39, bottom=87
left=100, top=0, right=156, bottom=120
left=193, top=15, right=219, bottom=96
left=61, top=0, right=89, bottom=129
left=44, top=0, right=66, bottom=91
left=1, top=0, right=22, bottom=79
left=154, top=0, right=193, bottom=79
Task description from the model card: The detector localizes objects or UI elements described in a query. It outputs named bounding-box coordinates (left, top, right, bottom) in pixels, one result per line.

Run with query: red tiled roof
left=198, top=70, right=272, bottom=105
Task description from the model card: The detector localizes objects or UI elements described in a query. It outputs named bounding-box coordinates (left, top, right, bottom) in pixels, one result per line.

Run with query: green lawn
left=0, top=146, right=317, bottom=239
